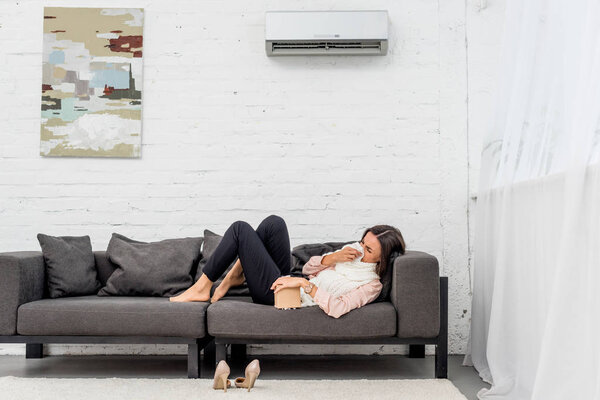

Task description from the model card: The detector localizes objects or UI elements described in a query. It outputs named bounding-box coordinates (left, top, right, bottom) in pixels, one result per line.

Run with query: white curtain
left=464, top=0, right=600, bottom=399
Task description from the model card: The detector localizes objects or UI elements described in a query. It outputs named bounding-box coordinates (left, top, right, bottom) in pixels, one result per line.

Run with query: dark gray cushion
left=98, top=233, right=203, bottom=297
left=195, top=229, right=250, bottom=296
left=17, top=295, right=208, bottom=337
left=93, top=251, right=118, bottom=287
left=207, top=296, right=396, bottom=339
left=291, top=240, right=393, bottom=302
left=36, top=234, right=101, bottom=298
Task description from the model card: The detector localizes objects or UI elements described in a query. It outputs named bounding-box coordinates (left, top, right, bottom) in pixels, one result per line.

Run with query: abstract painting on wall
left=41, top=7, right=144, bottom=157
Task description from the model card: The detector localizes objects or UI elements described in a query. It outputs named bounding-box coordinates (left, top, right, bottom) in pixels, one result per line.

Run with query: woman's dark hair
left=360, top=225, right=406, bottom=278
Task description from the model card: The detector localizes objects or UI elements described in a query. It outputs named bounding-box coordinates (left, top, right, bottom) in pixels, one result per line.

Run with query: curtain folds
left=464, top=0, right=600, bottom=399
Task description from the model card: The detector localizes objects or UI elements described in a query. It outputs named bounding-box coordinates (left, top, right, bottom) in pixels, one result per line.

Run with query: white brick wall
left=0, top=0, right=504, bottom=356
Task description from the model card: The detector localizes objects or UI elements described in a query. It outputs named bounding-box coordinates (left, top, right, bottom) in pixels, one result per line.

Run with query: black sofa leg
left=26, top=343, right=43, bottom=359
left=187, top=340, right=201, bottom=379
left=231, top=343, right=246, bottom=363
left=215, top=343, right=227, bottom=365
left=409, top=344, right=425, bottom=358
left=203, top=340, right=216, bottom=365
left=435, top=277, right=448, bottom=378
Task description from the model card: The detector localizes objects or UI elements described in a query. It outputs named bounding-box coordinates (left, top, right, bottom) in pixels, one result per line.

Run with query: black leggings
left=201, top=215, right=291, bottom=305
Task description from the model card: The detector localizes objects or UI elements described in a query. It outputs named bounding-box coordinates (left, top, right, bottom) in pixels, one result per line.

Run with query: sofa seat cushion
left=17, top=296, right=208, bottom=338
left=207, top=297, right=396, bottom=340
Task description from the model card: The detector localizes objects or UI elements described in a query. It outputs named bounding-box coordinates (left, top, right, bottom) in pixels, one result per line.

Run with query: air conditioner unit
left=265, top=10, right=389, bottom=56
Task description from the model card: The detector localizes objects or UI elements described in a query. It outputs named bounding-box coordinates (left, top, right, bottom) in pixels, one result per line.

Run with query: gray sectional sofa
left=0, top=248, right=447, bottom=379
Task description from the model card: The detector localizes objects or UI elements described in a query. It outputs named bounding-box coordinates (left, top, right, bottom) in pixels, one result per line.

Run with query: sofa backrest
left=94, top=247, right=416, bottom=296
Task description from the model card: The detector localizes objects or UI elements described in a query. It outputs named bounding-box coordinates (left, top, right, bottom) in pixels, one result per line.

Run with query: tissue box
left=274, top=286, right=301, bottom=309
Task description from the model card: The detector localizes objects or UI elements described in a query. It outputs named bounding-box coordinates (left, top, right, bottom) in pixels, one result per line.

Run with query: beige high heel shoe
left=234, top=359, right=260, bottom=392
left=213, top=360, right=232, bottom=392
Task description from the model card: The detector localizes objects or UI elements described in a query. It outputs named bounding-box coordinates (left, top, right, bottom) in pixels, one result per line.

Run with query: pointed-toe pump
left=213, top=360, right=232, bottom=392
left=234, top=359, right=260, bottom=392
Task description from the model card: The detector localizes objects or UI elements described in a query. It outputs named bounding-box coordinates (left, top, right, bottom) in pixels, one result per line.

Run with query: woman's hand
left=323, top=247, right=362, bottom=266
left=270, top=276, right=308, bottom=294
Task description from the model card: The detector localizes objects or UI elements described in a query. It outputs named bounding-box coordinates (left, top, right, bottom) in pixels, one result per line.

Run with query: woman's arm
left=321, top=253, right=337, bottom=266
left=301, top=253, right=336, bottom=278
left=308, top=279, right=383, bottom=319
left=302, top=246, right=363, bottom=278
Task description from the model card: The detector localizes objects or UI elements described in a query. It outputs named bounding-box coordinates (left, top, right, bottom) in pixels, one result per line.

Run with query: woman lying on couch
left=170, top=215, right=405, bottom=318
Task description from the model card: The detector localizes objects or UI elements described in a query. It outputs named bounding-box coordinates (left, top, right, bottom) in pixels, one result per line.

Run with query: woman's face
left=359, top=232, right=382, bottom=263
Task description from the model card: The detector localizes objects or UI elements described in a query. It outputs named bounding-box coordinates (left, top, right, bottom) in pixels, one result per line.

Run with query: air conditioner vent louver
left=265, top=11, right=389, bottom=56
left=272, top=41, right=381, bottom=50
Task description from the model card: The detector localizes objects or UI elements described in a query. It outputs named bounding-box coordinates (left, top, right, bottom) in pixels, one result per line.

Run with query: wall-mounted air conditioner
left=265, top=10, right=389, bottom=56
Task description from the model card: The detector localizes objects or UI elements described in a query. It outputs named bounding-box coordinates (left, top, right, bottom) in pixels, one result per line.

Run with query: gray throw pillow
left=291, top=240, right=394, bottom=303
left=98, top=233, right=203, bottom=297
left=195, top=229, right=249, bottom=296
left=36, top=234, right=101, bottom=298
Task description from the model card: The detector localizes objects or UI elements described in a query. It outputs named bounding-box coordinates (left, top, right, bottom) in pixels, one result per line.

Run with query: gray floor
left=0, top=354, right=489, bottom=399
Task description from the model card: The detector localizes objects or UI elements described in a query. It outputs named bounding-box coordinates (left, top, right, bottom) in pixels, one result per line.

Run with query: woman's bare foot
left=170, top=274, right=213, bottom=302
left=211, top=261, right=245, bottom=303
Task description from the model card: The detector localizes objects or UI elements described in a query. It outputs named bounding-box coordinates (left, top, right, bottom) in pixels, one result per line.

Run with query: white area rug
left=0, top=376, right=467, bottom=400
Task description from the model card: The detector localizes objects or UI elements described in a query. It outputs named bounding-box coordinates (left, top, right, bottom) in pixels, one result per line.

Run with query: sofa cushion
left=36, top=234, right=101, bottom=298
left=98, top=233, right=203, bottom=297
left=17, top=295, right=208, bottom=337
left=291, top=240, right=394, bottom=302
left=207, top=297, right=396, bottom=340
left=195, top=229, right=250, bottom=296
left=94, top=251, right=118, bottom=287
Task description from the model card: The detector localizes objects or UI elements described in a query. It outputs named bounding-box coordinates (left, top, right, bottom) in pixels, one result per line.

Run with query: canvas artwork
left=41, top=7, right=144, bottom=157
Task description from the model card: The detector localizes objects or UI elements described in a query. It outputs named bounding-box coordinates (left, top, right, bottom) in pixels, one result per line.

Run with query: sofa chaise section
left=208, top=250, right=448, bottom=378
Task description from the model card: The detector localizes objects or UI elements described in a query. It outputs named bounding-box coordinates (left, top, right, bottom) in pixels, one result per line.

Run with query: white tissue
left=344, top=241, right=365, bottom=261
